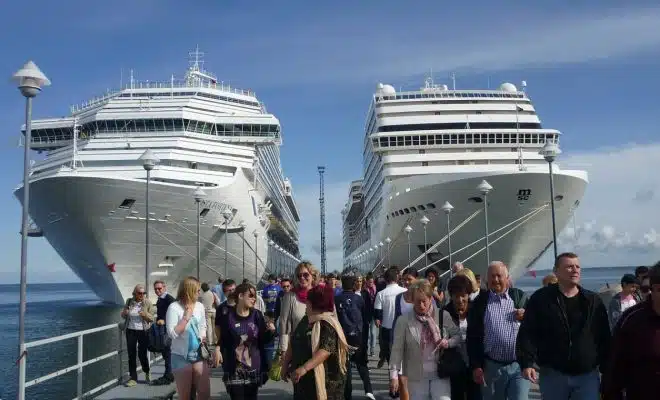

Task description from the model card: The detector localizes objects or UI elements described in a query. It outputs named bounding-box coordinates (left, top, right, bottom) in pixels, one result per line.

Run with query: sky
left=1, top=0, right=660, bottom=283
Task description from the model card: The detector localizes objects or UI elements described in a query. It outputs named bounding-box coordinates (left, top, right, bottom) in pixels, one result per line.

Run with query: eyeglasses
left=297, top=272, right=311, bottom=279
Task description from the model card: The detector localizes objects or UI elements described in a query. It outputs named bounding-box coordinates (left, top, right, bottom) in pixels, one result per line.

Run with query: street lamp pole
left=442, top=201, right=454, bottom=276
left=420, top=216, right=430, bottom=269
left=253, top=231, right=259, bottom=283
left=12, top=60, right=50, bottom=400
left=404, top=225, right=413, bottom=268
left=240, top=221, right=247, bottom=281
left=540, top=141, right=561, bottom=260
left=193, top=187, right=206, bottom=279
left=477, top=180, right=493, bottom=265
left=385, top=237, right=391, bottom=267
left=222, top=210, right=232, bottom=279
left=140, top=149, right=158, bottom=295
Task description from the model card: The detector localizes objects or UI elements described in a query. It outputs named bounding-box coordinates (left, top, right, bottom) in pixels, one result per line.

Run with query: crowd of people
left=117, top=253, right=660, bottom=399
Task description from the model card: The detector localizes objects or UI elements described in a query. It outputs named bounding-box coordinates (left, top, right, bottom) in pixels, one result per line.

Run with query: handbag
left=436, top=312, right=466, bottom=379
left=268, top=350, right=282, bottom=381
left=147, top=323, right=172, bottom=353
left=189, top=315, right=211, bottom=361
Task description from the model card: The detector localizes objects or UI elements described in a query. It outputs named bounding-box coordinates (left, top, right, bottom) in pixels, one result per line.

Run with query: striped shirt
left=483, top=290, right=520, bottom=362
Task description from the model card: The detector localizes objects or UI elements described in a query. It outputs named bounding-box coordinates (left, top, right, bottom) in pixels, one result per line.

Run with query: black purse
left=436, top=312, right=467, bottom=379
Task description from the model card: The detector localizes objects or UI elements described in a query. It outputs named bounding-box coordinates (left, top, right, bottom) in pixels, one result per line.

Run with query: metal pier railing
left=17, top=323, right=161, bottom=400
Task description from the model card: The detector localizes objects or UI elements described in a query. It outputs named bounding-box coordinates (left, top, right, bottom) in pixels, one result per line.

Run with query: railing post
left=77, top=335, right=83, bottom=399
left=117, top=326, right=123, bottom=384
left=18, top=343, right=26, bottom=400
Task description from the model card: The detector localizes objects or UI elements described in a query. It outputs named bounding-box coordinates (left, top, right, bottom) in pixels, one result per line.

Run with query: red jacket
left=601, top=299, right=660, bottom=400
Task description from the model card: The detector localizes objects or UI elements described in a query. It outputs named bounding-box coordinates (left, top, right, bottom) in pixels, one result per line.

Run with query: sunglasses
left=281, top=285, right=291, bottom=289
left=136, top=291, right=146, bottom=295
left=297, top=272, right=311, bottom=279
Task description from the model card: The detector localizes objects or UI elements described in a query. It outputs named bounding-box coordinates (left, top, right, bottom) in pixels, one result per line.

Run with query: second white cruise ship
left=15, top=49, right=301, bottom=304
left=342, top=78, right=588, bottom=279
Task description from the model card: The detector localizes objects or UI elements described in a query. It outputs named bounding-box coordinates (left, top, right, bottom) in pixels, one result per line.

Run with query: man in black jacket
left=153, top=280, right=175, bottom=385
left=516, top=252, right=611, bottom=399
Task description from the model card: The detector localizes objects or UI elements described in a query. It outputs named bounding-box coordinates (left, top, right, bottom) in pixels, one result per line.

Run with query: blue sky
left=1, top=0, right=660, bottom=283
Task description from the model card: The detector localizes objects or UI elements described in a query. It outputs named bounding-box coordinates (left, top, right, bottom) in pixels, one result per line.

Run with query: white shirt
left=374, top=283, right=407, bottom=329
left=166, top=301, right=207, bottom=358
left=127, top=301, right=146, bottom=331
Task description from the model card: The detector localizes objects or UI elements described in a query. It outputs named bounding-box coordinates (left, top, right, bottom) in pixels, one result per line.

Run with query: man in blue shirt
left=261, top=274, right=281, bottom=314
left=211, top=276, right=225, bottom=303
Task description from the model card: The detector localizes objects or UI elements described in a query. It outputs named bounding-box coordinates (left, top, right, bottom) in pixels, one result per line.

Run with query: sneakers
left=366, top=393, right=376, bottom=400
left=125, top=379, right=137, bottom=387
left=377, top=359, right=385, bottom=369
left=144, top=372, right=151, bottom=383
left=151, top=375, right=174, bottom=386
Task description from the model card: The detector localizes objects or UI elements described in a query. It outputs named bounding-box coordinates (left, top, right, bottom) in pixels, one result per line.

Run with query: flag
left=526, top=270, right=537, bottom=278
left=107, top=263, right=116, bottom=273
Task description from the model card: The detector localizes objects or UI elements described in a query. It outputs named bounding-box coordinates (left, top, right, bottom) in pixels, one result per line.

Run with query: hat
left=307, top=285, right=335, bottom=313
left=620, top=274, right=638, bottom=285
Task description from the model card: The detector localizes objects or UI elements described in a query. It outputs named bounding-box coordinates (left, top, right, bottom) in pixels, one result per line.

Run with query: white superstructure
left=15, top=49, right=301, bottom=304
left=343, top=78, right=588, bottom=279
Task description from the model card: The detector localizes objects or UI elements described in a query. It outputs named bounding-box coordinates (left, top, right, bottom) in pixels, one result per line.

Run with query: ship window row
left=387, top=203, right=436, bottom=220
left=373, top=132, right=557, bottom=148
left=377, top=122, right=541, bottom=132
left=118, top=91, right=261, bottom=107
left=377, top=92, right=526, bottom=101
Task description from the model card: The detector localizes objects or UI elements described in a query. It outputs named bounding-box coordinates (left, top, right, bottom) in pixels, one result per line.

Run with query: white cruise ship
left=342, top=78, right=588, bottom=279
left=15, top=49, right=301, bottom=304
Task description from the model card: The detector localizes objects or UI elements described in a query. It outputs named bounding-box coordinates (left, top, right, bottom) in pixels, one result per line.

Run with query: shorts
left=172, top=353, right=202, bottom=370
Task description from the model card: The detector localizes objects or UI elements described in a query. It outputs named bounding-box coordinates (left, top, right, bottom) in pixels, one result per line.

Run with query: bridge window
left=119, top=199, right=136, bottom=209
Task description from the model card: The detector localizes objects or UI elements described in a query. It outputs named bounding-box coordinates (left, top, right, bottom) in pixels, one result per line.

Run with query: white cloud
left=219, top=5, right=660, bottom=87
left=295, top=142, right=660, bottom=273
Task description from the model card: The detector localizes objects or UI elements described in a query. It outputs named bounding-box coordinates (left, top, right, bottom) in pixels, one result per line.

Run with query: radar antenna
left=189, top=45, right=205, bottom=72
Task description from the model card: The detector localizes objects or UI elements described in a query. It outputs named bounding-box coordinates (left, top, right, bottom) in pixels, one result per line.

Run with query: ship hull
left=348, top=169, right=588, bottom=280
left=15, top=171, right=275, bottom=304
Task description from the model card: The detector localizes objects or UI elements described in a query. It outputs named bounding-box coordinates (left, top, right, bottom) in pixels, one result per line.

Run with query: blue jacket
left=335, top=290, right=364, bottom=338
left=262, top=284, right=282, bottom=313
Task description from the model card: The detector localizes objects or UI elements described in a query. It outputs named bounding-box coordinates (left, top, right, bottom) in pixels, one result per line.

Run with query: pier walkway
left=94, top=355, right=541, bottom=399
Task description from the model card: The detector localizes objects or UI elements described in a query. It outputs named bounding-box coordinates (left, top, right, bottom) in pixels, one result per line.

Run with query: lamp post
left=540, top=141, right=561, bottom=260
left=268, top=240, right=275, bottom=273
left=222, top=209, right=232, bottom=278
left=477, top=180, right=493, bottom=265
left=420, top=216, right=430, bottom=269
left=140, top=149, right=158, bottom=294
left=404, top=225, right=413, bottom=267
left=239, top=221, right=247, bottom=280
left=253, top=230, right=259, bottom=283
left=441, top=201, right=454, bottom=275
left=193, top=187, right=206, bottom=279
left=12, top=60, right=50, bottom=400
left=385, top=237, right=392, bottom=267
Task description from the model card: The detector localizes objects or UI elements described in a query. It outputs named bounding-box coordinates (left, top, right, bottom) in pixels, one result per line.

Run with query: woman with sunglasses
left=120, top=284, right=155, bottom=387
left=215, top=282, right=276, bottom=399
left=166, top=276, right=210, bottom=400
left=279, top=261, right=319, bottom=355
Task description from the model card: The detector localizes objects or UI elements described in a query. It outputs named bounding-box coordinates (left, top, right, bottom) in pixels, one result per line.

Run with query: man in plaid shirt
left=467, top=261, right=530, bottom=400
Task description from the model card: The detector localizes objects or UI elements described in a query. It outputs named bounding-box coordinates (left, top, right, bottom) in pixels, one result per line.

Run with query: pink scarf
left=415, top=304, right=442, bottom=349
left=293, top=286, right=310, bottom=303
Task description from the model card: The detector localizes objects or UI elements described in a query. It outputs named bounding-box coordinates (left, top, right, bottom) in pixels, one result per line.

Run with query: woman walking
left=120, top=284, right=155, bottom=387
left=389, top=279, right=461, bottom=400
left=279, top=261, right=319, bottom=353
left=166, top=276, right=211, bottom=400
left=282, top=285, right=352, bottom=400
left=215, top=282, right=276, bottom=399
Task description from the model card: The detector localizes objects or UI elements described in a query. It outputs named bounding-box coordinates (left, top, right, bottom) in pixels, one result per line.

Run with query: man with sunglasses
left=602, top=262, right=660, bottom=399
left=274, top=278, right=292, bottom=321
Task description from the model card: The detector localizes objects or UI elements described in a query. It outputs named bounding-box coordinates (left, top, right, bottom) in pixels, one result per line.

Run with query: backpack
left=147, top=323, right=172, bottom=353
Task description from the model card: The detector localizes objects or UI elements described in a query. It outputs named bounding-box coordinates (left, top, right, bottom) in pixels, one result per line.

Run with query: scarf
left=365, top=283, right=376, bottom=302
left=308, top=312, right=354, bottom=400
left=293, top=286, right=310, bottom=303
left=415, top=304, right=442, bottom=350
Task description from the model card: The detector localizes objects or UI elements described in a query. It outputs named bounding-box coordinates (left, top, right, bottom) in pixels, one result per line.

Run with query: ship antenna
left=450, top=72, right=456, bottom=90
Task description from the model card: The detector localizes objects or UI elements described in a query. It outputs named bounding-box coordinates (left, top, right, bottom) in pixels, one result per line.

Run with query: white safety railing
left=18, top=323, right=161, bottom=400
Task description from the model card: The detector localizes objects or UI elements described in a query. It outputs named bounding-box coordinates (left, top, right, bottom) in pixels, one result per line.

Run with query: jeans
left=407, top=377, right=451, bottom=400
left=368, top=320, right=376, bottom=354
left=481, top=359, right=530, bottom=400
left=539, top=368, right=600, bottom=400
left=126, top=328, right=150, bottom=381
left=379, top=327, right=393, bottom=362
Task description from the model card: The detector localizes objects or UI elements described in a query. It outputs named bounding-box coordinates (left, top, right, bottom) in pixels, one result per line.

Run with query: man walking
left=467, top=261, right=529, bottom=400
left=374, top=266, right=406, bottom=368
left=517, top=252, right=611, bottom=399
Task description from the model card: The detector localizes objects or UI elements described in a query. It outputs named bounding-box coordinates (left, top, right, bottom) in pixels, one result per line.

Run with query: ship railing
left=17, top=323, right=161, bottom=400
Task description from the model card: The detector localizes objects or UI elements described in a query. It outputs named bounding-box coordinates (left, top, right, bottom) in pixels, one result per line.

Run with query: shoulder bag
left=189, top=311, right=211, bottom=361
left=436, top=311, right=466, bottom=379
